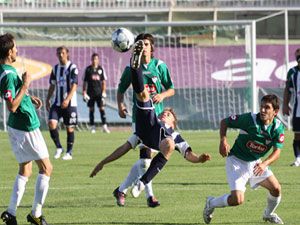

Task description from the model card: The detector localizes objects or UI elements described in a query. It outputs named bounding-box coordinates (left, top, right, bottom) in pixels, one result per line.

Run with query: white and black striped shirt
left=49, top=61, right=78, bottom=107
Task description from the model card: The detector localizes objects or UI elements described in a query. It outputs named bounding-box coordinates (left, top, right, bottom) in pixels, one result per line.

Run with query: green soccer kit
left=118, top=58, right=174, bottom=122
left=0, top=64, right=40, bottom=131
left=225, top=112, right=285, bottom=162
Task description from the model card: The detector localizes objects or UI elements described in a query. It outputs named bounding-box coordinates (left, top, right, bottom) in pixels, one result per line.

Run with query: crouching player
left=203, top=94, right=285, bottom=224
left=90, top=40, right=211, bottom=201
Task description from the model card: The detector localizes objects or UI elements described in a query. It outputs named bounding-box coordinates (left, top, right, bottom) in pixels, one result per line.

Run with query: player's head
left=91, top=53, right=99, bottom=66
left=135, top=33, right=154, bottom=57
left=0, top=33, right=17, bottom=63
left=159, top=107, right=178, bottom=129
left=259, top=94, right=280, bottom=123
left=295, top=48, right=300, bottom=64
left=56, top=46, right=69, bottom=65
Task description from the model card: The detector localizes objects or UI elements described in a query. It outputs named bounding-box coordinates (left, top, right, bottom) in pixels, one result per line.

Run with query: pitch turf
left=0, top=130, right=299, bottom=225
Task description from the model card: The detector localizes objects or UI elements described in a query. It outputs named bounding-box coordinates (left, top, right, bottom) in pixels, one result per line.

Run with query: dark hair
left=135, top=33, right=154, bottom=55
left=0, top=33, right=15, bottom=61
left=162, top=107, right=178, bottom=129
left=91, top=53, right=99, bottom=59
left=261, top=94, right=280, bottom=111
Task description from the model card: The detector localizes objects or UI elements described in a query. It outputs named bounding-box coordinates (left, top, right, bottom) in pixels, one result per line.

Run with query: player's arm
left=61, top=83, right=77, bottom=109
left=46, top=84, right=55, bottom=111
left=282, top=79, right=291, bottom=116
left=90, top=141, right=132, bottom=177
left=185, top=148, right=211, bottom=163
left=30, top=95, right=42, bottom=110
left=152, top=88, right=175, bottom=104
left=5, top=72, right=31, bottom=113
left=117, top=67, right=132, bottom=118
left=219, top=119, right=230, bottom=157
left=253, top=147, right=281, bottom=176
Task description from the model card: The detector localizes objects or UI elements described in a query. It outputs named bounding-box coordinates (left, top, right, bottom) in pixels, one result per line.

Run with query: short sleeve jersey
left=225, top=112, right=285, bottom=162
left=83, top=65, right=107, bottom=97
left=286, top=66, right=300, bottom=117
left=118, top=58, right=174, bottom=122
left=0, top=64, right=40, bottom=131
left=49, top=61, right=78, bottom=107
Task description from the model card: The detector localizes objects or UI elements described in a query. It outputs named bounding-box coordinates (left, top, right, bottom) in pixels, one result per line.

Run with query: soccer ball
left=111, top=28, right=135, bottom=53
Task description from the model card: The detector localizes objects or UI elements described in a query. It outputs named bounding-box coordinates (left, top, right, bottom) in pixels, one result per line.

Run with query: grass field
left=0, top=130, right=299, bottom=225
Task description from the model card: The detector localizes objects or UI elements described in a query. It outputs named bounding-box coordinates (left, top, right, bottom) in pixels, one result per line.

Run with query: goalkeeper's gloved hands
left=83, top=93, right=90, bottom=102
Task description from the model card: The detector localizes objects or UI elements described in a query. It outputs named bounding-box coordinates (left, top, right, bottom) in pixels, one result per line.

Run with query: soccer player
left=46, top=46, right=78, bottom=160
left=203, top=94, right=285, bottom=224
left=113, top=33, right=175, bottom=207
left=90, top=40, right=211, bottom=201
left=0, top=33, right=52, bottom=225
left=82, top=53, right=110, bottom=133
left=283, top=48, right=300, bottom=166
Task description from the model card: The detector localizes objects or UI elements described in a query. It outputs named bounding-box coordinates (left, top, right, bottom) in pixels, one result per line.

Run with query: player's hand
left=46, top=99, right=51, bottom=111
left=83, top=93, right=90, bottom=102
left=31, top=96, right=43, bottom=110
left=253, top=162, right=266, bottom=176
left=22, top=71, right=31, bottom=88
left=282, top=104, right=290, bottom=116
left=219, top=139, right=230, bottom=157
left=102, top=92, right=107, bottom=98
left=118, top=106, right=128, bottom=118
left=61, top=99, right=69, bottom=109
left=90, top=162, right=104, bottom=177
left=198, top=153, right=211, bottom=163
left=152, top=94, right=164, bottom=104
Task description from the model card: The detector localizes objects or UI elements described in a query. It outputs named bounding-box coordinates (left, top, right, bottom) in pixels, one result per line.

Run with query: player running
left=203, top=94, right=284, bottom=224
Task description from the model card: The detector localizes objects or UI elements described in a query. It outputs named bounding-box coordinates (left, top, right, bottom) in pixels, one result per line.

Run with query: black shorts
left=87, top=95, right=104, bottom=108
left=49, top=105, right=78, bottom=126
left=292, top=117, right=300, bottom=132
left=135, top=100, right=169, bottom=150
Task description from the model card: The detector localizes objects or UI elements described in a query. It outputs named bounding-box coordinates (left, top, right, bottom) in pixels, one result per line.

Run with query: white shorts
left=226, top=155, right=273, bottom=192
left=8, top=126, right=49, bottom=163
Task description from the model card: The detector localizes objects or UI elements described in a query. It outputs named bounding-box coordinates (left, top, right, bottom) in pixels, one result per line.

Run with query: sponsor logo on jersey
left=229, top=114, right=238, bottom=121
left=92, top=74, right=100, bottom=80
left=246, top=141, right=267, bottom=153
left=279, top=134, right=284, bottom=143
left=4, top=90, right=12, bottom=102
left=145, top=84, right=157, bottom=94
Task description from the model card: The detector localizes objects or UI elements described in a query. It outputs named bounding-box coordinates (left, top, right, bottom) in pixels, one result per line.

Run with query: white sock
left=210, top=194, right=230, bottom=208
left=8, top=174, right=28, bottom=216
left=136, top=158, right=153, bottom=198
left=32, top=174, right=50, bottom=218
left=119, top=160, right=140, bottom=194
left=264, top=193, right=281, bottom=216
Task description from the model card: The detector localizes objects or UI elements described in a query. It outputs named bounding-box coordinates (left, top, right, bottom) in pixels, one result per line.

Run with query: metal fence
left=0, top=0, right=300, bottom=11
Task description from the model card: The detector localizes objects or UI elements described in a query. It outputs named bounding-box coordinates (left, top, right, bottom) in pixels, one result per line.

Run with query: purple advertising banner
left=19, top=44, right=297, bottom=89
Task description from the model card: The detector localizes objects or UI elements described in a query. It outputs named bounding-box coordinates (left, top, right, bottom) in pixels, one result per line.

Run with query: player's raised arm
left=185, top=149, right=211, bottom=163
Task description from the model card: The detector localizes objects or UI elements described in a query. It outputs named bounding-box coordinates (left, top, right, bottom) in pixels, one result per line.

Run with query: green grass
left=0, top=130, right=299, bottom=225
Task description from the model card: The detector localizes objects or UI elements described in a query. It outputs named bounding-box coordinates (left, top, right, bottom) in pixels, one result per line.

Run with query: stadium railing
left=0, top=0, right=300, bottom=11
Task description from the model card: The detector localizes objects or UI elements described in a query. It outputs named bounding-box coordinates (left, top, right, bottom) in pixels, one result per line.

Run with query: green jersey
left=0, top=64, right=40, bottom=131
left=225, top=112, right=285, bottom=162
left=118, top=58, right=174, bottom=122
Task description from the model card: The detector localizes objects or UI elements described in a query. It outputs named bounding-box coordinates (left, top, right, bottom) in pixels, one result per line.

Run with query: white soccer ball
left=111, top=28, right=135, bottom=53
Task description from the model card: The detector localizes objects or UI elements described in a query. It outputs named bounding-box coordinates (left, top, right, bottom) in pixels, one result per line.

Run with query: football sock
left=293, top=140, right=300, bottom=158
left=67, top=131, right=74, bottom=154
left=89, top=110, right=94, bottom=126
left=209, top=194, right=230, bottom=208
left=140, top=153, right=167, bottom=185
left=8, top=174, right=28, bottom=216
left=264, top=193, right=281, bottom=216
left=119, top=161, right=140, bottom=194
left=32, top=174, right=50, bottom=218
left=49, top=128, right=62, bottom=149
left=131, top=68, right=144, bottom=94
left=136, top=158, right=153, bottom=198
left=100, top=109, right=107, bottom=125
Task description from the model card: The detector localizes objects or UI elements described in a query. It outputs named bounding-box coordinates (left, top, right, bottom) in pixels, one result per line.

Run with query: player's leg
left=137, top=147, right=160, bottom=207
left=62, top=107, right=77, bottom=160
left=97, top=96, right=110, bottom=133
left=203, top=155, right=248, bottom=224
left=27, top=158, right=52, bottom=225
left=48, top=105, right=63, bottom=159
left=291, top=117, right=300, bottom=166
left=131, top=137, right=175, bottom=198
left=258, top=175, right=283, bottom=224
left=88, top=98, right=96, bottom=133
